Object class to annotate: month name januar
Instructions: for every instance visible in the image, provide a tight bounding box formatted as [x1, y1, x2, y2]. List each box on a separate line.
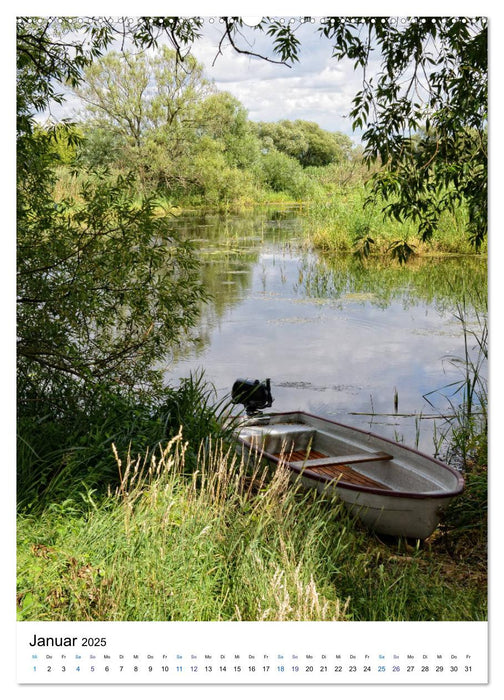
[29, 635, 77, 647]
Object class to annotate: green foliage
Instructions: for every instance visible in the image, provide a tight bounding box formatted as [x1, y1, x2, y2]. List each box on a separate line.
[189, 148, 259, 206]
[317, 17, 487, 249]
[76, 46, 212, 145]
[75, 52, 267, 203]
[198, 92, 261, 170]
[387, 239, 417, 265]
[255, 119, 353, 167]
[74, 47, 214, 193]
[304, 186, 482, 258]
[17, 372, 230, 512]
[17, 433, 486, 621]
[17, 17, 107, 125]
[352, 223, 375, 260]
[18, 161, 206, 410]
[77, 126, 125, 170]
[258, 150, 318, 199]
[17, 18, 208, 466]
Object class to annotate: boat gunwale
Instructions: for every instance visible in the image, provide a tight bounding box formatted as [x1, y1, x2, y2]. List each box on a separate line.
[237, 410, 465, 500]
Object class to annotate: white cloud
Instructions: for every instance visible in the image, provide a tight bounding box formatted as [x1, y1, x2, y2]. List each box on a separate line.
[190, 21, 365, 136]
[37, 18, 367, 138]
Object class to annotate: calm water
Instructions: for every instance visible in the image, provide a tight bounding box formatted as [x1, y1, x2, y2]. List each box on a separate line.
[165, 208, 487, 456]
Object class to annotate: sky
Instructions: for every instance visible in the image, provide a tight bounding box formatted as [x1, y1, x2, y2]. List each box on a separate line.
[34, 15, 369, 141]
[30, 12, 488, 144]
[12, 1, 499, 142]
[186, 18, 365, 136]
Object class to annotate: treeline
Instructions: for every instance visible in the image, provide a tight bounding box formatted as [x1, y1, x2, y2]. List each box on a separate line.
[50, 46, 360, 206]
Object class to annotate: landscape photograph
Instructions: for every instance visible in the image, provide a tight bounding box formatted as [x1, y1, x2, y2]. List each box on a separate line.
[16, 16, 487, 624]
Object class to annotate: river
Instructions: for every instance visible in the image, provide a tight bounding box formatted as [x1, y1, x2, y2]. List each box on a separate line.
[164, 207, 487, 457]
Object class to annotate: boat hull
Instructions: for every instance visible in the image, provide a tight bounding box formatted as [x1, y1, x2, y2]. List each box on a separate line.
[235, 411, 464, 539]
[299, 472, 454, 538]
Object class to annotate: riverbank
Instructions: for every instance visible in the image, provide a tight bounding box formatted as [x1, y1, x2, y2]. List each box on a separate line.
[17, 345, 487, 623]
[17, 206, 487, 622]
[54, 161, 486, 260]
[302, 190, 487, 259]
[17, 425, 486, 622]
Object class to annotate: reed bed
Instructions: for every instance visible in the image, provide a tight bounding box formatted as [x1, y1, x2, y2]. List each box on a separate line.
[303, 190, 484, 258]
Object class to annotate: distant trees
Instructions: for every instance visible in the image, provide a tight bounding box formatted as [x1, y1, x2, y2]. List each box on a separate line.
[73, 50, 352, 203]
[254, 120, 353, 167]
[252, 120, 355, 198]
[74, 47, 213, 190]
[17, 14, 486, 423]
[214, 16, 487, 250]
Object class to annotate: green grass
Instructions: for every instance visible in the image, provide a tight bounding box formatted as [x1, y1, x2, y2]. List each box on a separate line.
[16, 242, 487, 623]
[53, 161, 485, 259]
[303, 188, 485, 258]
[16, 315, 488, 623]
[17, 427, 486, 622]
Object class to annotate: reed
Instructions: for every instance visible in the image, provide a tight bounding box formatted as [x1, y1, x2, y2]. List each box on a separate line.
[424, 293, 488, 545]
[303, 189, 484, 258]
[16, 370, 231, 513]
[18, 433, 349, 621]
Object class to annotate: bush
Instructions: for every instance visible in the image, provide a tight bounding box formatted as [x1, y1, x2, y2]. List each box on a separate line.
[17, 372, 230, 513]
[258, 150, 319, 200]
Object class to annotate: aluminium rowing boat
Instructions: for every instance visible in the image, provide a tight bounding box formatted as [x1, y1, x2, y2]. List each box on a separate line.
[234, 410, 464, 539]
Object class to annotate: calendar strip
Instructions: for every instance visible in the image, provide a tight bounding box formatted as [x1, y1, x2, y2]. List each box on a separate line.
[18, 620, 488, 684]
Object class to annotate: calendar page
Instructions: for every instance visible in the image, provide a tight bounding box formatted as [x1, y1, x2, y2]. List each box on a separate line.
[15, 6, 490, 691]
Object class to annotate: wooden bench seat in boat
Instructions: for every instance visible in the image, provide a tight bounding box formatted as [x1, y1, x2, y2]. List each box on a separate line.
[289, 451, 393, 468]
[306, 463, 392, 490]
[273, 449, 393, 490]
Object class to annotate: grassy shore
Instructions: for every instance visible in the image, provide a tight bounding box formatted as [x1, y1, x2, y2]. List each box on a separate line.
[302, 188, 486, 258]
[16, 209, 487, 621]
[17, 418, 487, 622]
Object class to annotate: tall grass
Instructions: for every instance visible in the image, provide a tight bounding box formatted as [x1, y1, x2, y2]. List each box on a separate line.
[425, 294, 488, 544]
[17, 426, 486, 622]
[304, 188, 484, 257]
[17, 371, 231, 513]
[18, 432, 351, 621]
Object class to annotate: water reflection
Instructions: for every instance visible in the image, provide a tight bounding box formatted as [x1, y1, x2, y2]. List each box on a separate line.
[298, 252, 487, 313]
[166, 208, 487, 456]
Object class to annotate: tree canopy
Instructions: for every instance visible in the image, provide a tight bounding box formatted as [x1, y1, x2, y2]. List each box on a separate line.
[254, 120, 353, 167]
[317, 17, 487, 252]
[18, 15, 487, 246]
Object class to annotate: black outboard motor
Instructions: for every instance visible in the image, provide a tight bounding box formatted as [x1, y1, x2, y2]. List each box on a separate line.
[231, 378, 273, 416]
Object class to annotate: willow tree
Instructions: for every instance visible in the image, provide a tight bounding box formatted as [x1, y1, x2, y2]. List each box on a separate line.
[216, 16, 487, 258]
[317, 17, 487, 258]
[17, 18, 207, 420]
